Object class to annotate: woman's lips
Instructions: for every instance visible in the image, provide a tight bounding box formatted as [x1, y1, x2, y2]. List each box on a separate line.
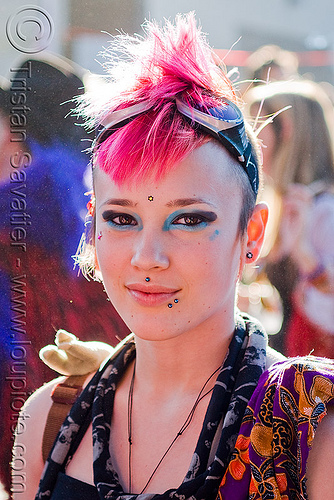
[126, 284, 180, 306]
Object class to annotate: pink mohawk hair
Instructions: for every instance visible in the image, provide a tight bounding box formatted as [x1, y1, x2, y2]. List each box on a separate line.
[79, 13, 238, 184]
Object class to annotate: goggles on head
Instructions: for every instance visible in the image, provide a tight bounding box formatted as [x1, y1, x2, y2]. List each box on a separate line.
[94, 96, 259, 195]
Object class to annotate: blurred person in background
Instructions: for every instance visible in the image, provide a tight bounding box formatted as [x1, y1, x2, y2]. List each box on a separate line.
[246, 44, 300, 84]
[245, 80, 334, 357]
[0, 54, 129, 494]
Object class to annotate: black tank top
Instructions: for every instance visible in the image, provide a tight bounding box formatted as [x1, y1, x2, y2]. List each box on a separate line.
[51, 472, 99, 499]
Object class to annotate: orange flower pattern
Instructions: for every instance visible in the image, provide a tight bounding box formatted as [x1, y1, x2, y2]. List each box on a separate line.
[219, 357, 334, 499]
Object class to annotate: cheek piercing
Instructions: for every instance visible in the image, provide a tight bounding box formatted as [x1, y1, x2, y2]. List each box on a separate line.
[246, 251, 253, 259]
[148, 195, 154, 202]
[145, 277, 150, 282]
[168, 299, 179, 308]
[97, 231, 102, 240]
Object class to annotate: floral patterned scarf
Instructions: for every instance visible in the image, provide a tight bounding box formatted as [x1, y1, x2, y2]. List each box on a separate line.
[219, 355, 334, 499]
[36, 313, 267, 500]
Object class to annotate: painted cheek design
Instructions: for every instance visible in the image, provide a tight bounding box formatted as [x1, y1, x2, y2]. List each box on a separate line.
[209, 229, 220, 241]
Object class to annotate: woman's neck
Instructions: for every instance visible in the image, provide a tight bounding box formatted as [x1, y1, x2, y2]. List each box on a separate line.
[133, 311, 235, 397]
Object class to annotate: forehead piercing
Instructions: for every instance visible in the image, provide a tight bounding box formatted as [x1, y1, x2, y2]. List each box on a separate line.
[168, 303, 173, 308]
[148, 195, 154, 202]
[145, 277, 150, 282]
[97, 231, 102, 240]
[246, 251, 253, 259]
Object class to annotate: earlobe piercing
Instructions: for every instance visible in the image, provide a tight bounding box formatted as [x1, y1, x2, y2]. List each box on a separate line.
[246, 251, 253, 259]
[97, 231, 102, 240]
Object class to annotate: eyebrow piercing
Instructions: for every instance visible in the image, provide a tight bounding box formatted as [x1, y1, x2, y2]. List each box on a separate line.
[145, 277, 151, 282]
[148, 195, 154, 202]
[246, 251, 253, 259]
[97, 231, 103, 240]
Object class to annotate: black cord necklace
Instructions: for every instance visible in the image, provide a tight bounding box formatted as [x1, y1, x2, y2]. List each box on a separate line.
[127, 359, 221, 494]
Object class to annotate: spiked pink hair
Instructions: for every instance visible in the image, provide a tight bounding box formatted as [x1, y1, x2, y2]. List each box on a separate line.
[79, 13, 240, 184]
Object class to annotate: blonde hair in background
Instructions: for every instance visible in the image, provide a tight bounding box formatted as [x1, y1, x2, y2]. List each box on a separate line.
[246, 79, 334, 195]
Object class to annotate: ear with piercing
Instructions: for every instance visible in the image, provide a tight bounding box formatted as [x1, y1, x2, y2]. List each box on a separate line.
[246, 251, 253, 259]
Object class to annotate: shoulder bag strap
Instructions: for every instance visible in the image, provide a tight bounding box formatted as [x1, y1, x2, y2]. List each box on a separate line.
[42, 374, 90, 462]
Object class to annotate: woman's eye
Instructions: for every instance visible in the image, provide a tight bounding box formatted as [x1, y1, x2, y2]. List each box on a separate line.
[114, 215, 137, 225]
[102, 211, 137, 226]
[173, 214, 206, 226]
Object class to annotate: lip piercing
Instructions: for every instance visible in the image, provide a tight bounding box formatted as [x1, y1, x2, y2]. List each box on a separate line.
[145, 277, 150, 282]
[148, 195, 154, 202]
[97, 231, 102, 240]
[168, 299, 179, 308]
[246, 251, 253, 259]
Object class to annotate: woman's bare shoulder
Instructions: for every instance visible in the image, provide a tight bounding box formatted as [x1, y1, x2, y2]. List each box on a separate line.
[13, 373, 94, 499]
[12, 376, 66, 499]
[26, 375, 66, 410]
[306, 406, 334, 499]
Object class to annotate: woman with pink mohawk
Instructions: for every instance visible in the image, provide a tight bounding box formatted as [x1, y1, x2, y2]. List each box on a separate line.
[15, 13, 334, 500]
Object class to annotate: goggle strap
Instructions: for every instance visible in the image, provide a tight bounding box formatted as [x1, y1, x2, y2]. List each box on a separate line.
[175, 98, 242, 132]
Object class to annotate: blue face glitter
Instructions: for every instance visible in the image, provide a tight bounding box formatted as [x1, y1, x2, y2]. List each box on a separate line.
[209, 229, 220, 241]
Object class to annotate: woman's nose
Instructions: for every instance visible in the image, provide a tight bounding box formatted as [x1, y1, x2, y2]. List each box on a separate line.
[130, 231, 169, 271]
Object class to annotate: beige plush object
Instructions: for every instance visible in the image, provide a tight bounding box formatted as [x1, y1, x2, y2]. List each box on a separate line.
[39, 330, 115, 375]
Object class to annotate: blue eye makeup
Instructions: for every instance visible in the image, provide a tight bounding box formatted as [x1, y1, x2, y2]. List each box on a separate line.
[101, 210, 142, 230]
[163, 210, 217, 231]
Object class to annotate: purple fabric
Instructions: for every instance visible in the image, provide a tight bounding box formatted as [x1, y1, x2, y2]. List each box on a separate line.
[219, 356, 334, 499]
